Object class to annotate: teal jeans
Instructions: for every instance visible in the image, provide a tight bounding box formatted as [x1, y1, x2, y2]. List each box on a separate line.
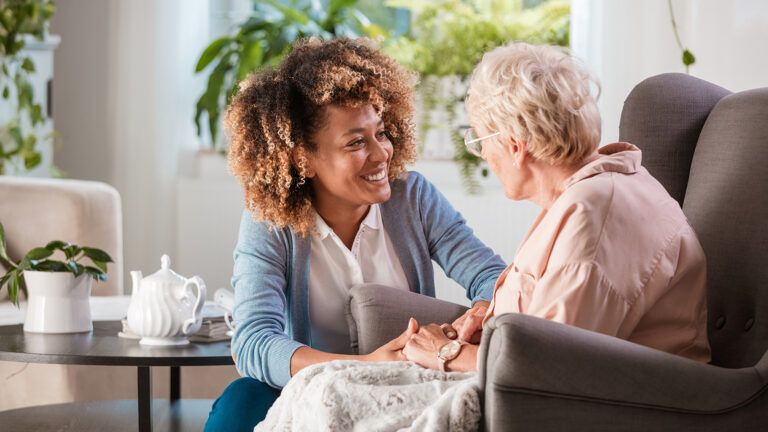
[204, 377, 281, 432]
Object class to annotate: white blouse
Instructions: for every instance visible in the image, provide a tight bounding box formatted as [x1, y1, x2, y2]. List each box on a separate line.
[308, 204, 409, 354]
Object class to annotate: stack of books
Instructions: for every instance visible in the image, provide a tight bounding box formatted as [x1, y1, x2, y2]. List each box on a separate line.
[189, 316, 232, 343]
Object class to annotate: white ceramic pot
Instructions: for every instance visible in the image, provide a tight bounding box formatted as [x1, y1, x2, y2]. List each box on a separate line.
[23, 271, 93, 333]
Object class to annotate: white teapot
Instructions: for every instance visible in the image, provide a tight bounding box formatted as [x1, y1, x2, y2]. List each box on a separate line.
[127, 255, 207, 346]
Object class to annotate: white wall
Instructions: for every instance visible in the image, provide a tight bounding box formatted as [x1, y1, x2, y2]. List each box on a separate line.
[52, 0, 210, 290]
[572, 0, 768, 144]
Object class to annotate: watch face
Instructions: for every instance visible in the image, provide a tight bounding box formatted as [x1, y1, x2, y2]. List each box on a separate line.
[439, 340, 461, 359]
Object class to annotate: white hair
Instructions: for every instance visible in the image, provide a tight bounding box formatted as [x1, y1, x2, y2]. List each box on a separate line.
[466, 42, 601, 165]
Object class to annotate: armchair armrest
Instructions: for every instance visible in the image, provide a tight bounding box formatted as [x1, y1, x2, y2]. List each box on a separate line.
[479, 313, 768, 428]
[347, 284, 468, 355]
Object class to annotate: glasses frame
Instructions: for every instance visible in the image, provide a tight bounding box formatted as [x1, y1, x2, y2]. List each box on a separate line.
[464, 128, 501, 157]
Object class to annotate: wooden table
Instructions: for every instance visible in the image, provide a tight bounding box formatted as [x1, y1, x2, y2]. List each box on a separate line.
[0, 321, 234, 432]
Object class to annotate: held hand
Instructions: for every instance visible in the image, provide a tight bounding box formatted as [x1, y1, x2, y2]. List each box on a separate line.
[402, 324, 452, 370]
[442, 301, 489, 344]
[365, 318, 419, 362]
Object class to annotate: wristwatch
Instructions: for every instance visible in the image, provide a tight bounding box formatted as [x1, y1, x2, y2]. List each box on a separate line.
[437, 340, 465, 372]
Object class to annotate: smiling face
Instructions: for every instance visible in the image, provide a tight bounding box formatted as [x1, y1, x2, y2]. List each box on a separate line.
[305, 104, 394, 215]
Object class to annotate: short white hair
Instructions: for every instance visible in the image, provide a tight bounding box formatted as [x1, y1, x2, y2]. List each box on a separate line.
[466, 42, 601, 165]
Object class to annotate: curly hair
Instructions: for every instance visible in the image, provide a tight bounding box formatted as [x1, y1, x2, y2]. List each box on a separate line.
[226, 37, 417, 236]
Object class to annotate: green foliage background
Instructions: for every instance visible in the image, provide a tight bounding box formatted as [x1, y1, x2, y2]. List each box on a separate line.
[383, 0, 570, 192]
[0, 0, 56, 175]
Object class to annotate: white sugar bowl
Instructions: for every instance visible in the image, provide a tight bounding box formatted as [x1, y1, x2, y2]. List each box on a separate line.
[126, 255, 206, 346]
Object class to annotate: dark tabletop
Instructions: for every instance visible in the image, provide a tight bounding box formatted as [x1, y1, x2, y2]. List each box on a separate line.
[0, 321, 235, 367]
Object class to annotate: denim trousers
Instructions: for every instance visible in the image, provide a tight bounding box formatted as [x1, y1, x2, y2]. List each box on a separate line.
[204, 377, 281, 432]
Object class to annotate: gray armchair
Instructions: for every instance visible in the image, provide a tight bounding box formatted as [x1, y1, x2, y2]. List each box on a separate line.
[347, 73, 768, 430]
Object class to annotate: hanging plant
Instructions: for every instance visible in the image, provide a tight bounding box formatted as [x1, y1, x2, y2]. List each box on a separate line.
[0, 0, 56, 175]
[667, 0, 695, 73]
[384, 0, 570, 193]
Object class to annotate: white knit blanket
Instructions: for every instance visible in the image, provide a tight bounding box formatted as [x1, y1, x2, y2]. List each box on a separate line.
[255, 360, 480, 432]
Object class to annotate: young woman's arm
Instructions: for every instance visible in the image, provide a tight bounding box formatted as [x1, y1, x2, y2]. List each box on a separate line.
[290, 319, 418, 376]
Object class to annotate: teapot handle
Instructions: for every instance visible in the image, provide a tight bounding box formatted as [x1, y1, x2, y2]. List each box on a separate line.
[182, 276, 207, 336]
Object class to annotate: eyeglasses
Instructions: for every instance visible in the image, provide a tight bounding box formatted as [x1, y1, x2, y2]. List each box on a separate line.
[464, 128, 501, 157]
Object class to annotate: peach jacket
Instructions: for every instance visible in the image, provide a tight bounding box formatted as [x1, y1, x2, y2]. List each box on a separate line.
[484, 143, 711, 362]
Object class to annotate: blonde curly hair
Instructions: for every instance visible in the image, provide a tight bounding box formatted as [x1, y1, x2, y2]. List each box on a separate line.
[226, 38, 417, 236]
[466, 42, 601, 166]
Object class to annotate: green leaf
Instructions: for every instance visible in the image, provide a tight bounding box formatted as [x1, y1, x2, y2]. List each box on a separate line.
[63, 245, 82, 260]
[195, 54, 232, 145]
[81, 247, 113, 263]
[25, 247, 53, 261]
[8, 271, 20, 306]
[91, 260, 108, 273]
[45, 240, 69, 251]
[21, 57, 35, 73]
[0, 272, 11, 292]
[0, 222, 9, 263]
[32, 260, 68, 272]
[682, 49, 696, 67]
[236, 39, 264, 81]
[23, 151, 41, 170]
[84, 266, 108, 282]
[195, 37, 232, 73]
[2, 86, 8, 99]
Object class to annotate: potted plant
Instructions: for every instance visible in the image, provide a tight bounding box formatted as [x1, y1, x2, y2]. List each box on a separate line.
[194, 0, 386, 152]
[0, 0, 57, 175]
[383, 0, 570, 192]
[0, 222, 113, 333]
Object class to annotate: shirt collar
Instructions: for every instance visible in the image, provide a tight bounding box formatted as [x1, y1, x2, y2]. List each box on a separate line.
[564, 142, 642, 189]
[313, 204, 381, 240]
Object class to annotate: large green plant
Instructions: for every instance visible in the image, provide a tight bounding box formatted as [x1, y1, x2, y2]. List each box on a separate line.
[0, 222, 113, 307]
[194, 0, 386, 151]
[384, 0, 570, 192]
[0, 0, 56, 175]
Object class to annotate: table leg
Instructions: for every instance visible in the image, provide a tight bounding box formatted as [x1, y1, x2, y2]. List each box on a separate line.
[170, 366, 181, 402]
[138, 366, 152, 432]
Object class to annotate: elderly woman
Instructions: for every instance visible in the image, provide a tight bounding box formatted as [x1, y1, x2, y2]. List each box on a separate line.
[203, 38, 506, 432]
[402, 42, 711, 372]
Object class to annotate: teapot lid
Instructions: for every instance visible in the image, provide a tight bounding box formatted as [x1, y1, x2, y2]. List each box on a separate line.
[143, 254, 186, 285]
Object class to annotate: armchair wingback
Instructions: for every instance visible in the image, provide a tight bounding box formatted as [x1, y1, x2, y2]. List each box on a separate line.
[348, 73, 768, 430]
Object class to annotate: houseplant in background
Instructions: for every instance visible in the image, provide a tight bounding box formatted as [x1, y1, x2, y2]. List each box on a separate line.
[0, 222, 113, 333]
[0, 0, 57, 175]
[194, 0, 387, 152]
[383, 0, 570, 192]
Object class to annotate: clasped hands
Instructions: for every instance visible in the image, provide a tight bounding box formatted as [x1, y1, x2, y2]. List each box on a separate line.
[365, 301, 489, 371]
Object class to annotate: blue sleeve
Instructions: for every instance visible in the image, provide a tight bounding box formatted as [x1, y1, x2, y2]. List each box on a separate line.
[413, 173, 507, 303]
[230, 211, 304, 388]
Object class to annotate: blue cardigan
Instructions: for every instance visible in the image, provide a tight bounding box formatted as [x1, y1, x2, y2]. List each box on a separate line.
[231, 171, 506, 388]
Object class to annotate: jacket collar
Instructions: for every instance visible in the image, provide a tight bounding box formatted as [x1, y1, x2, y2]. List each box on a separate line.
[564, 142, 642, 188]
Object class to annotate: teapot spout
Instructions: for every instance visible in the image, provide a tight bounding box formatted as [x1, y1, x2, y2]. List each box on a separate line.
[130, 271, 143, 296]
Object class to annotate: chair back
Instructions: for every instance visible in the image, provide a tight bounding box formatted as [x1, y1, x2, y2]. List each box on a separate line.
[620, 73, 768, 368]
[0, 177, 124, 296]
